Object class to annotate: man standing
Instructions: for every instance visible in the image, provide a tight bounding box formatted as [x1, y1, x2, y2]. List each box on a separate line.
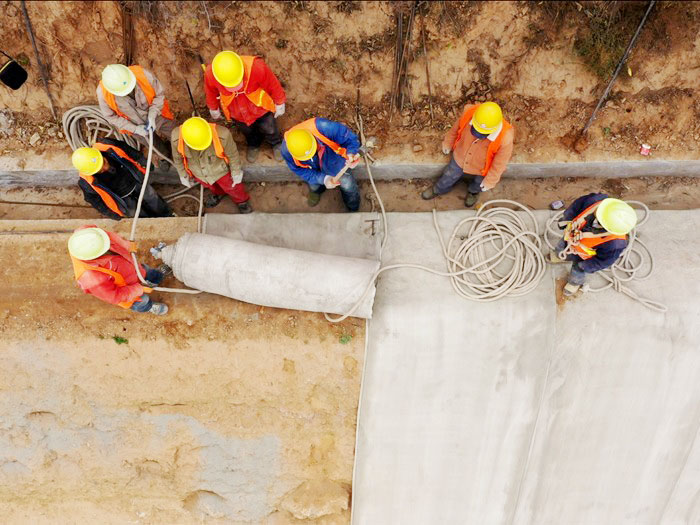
[421, 101, 514, 207]
[68, 225, 170, 315]
[204, 50, 286, 163]
[280, 117, 362, 212]
[550, 193, 637, 296]
[71, 138, 172, 220]
[171, 117, 252, 213]
[96, 64, 175, 162]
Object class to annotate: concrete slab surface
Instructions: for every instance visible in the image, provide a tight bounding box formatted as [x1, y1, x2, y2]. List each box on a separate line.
[352, 210, 700, 525]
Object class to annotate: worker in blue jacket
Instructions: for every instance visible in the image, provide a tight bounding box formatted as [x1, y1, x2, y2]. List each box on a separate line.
[550, 192, 637, 296]
[281, 117, 362, 211]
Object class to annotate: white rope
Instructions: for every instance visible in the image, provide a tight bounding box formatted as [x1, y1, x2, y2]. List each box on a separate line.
[128, 129, 201, 295]
[543, 201, 667, 313]
[325, 115, 546, 322]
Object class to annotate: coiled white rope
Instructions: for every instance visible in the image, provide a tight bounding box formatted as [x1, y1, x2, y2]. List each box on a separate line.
[325, 115, 546, 322]
[543, 202, 667, 313]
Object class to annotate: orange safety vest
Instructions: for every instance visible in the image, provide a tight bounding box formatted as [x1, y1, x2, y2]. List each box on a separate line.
[454, 104, 513, 177]
[99, 65, 174, 133]
[565, 201, 627, 260]
[218, 56, 276, 120]
[176, 123, 229, 179]
[78, 142, 146, 218]
[70, 232, 140, 309]
[285, 118, 348, 169]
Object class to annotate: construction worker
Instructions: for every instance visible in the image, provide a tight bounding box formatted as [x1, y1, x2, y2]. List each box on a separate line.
[171, 117, 252, 213]
[280, 117, 362, 211]
[204, 50, 286, 163]
[549, 193, 637, 296]
[96, 64, 175, 164]
[71, 138, 173, 220]
[68, 225, 170, 315]
[421, 101, 514, 207]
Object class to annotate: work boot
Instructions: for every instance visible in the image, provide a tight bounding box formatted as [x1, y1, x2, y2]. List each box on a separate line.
[237, 201, 253, 214]
[421, 187, 438, 200]
[563, 283, 581, 296]
[159, 159, 171, 172]
[204, 194, 225, 208]
[272, 144, 283, 162]
[149, 302, 169, 315]
[307, 192, 321, 207]
[548, 250, 568, 264]
[465, 192, 480, 208]
[157, 264, 172, 277]
[246, 146, 260, 163]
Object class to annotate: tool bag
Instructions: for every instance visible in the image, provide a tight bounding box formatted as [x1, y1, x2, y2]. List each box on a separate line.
[0, 50, 28, 90]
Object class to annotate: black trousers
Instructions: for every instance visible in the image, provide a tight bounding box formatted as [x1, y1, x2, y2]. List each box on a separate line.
[124, 183, 172, 218]
[234, 112, 282, 148]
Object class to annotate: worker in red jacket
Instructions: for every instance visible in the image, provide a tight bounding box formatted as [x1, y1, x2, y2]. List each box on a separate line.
[204, 50, 286, 163]
[68, 226, 170, 315]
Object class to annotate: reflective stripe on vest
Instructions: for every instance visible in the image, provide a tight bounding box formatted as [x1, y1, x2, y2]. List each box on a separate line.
[285, 118, 348, 169]
[99, 65, 174, 130]
[454, 104, 513, 177]
[218, 56, 276, 120]
[566, 201, 627, 260]
[176, 124, 229, 179]
[70, 256, 135, 309]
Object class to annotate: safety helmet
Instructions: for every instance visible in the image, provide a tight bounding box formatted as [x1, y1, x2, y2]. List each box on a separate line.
[471, 101, 503, 135]
[101, 64, 136, 97]
[72, 147, 104, 175]
[212, 51, 244, 88]
[181, 117, 213, 150]
[285, 129, 317, 161]
[68, 227, 111, 260]
[595, 198, 637, 235]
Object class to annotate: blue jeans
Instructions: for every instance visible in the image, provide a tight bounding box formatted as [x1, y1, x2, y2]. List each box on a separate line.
[309, 172, 361, 212]
[434, 157, 483, 195]
[130, 265, 165, 313]
[555, 238, 587, 286]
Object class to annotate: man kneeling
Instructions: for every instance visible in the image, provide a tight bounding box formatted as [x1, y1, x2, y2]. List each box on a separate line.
[68, 226, 170, 314]
[550, 193, 637, 296]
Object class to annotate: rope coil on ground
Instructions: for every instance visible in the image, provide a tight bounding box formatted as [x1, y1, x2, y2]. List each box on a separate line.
[543, 201, 667, 313]
[325, 114, 547, 322]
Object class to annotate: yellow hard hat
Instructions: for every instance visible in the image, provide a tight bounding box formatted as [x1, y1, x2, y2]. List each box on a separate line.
[101, 64, 136, 97]
[472, 101, 503, 135]
[68, 227, 111, 260]
[72, 147, 104, 175]
[595, 198, 637, 235]
[181, 117, 213, 150]
[285, 129, 317, 161]
[212, 51, 244, 88]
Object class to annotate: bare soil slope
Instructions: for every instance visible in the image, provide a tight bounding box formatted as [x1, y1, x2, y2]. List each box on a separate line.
[1, 1, 699, 171]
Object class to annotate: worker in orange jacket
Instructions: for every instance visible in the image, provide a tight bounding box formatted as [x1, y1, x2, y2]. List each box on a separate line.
[422, 101, 515, 207]
[204, 50, 286, 163]
[68, 226, 170, 314]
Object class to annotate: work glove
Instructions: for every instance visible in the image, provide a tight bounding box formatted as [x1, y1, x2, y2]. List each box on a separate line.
[442, 144, 451, 155]
[231, 169, 244, 185]
[209, 108, 222, 121]
[274, 103, 286, 118]
[480, 180, 494, 192]
[557, 220, 569, 230]
[178, 172, 194, 188]
[323, 175, 340, 189]
[346, 153, 361, 167]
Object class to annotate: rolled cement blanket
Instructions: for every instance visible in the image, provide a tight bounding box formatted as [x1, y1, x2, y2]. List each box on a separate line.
[160, 232, 381, 318]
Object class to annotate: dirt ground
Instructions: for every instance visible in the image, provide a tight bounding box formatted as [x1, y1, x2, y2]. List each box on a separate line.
[2, 1, 700, 172]
[2, 176, 700, 221]
[0, 217, 363, 524]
